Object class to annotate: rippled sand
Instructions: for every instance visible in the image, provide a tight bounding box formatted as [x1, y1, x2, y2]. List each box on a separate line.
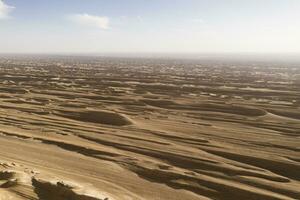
[0, 57, 299, 200]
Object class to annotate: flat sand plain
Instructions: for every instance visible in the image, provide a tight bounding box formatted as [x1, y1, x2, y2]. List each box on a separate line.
[0, 56, 299, 200]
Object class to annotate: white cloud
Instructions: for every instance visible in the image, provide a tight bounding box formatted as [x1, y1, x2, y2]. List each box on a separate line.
[191, 18, 205, 24]
[137, 16, 143, 22]
[69, 14, 109, 29]
[0, 0, 14, 19]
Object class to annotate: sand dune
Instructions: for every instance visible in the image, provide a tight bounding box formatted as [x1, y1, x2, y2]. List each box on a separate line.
[0, 162, 110, 200]
[0, 57, 299, 200]
[55, 110, 133, 126]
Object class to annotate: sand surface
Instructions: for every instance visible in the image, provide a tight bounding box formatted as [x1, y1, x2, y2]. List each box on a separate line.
[0, 57, 299, 200]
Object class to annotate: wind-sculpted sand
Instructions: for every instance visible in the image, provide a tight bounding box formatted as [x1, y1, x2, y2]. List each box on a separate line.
[0, 56, 299, 200]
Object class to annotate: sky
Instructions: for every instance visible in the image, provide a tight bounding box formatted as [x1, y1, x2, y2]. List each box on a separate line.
[0, 0, 299, 54]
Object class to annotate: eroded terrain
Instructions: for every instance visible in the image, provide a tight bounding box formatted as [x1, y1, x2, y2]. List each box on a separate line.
[0, 56, 299, 200]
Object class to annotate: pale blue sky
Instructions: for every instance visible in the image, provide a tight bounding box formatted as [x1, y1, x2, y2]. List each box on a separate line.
[0, 0, 299, 54]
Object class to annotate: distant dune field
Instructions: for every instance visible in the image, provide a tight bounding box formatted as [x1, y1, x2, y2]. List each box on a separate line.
[0, 57, 299, 200]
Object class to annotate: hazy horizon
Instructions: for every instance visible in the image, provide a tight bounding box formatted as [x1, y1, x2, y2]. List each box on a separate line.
[1, 52, 300, 62]
[0, 0, 300, 54]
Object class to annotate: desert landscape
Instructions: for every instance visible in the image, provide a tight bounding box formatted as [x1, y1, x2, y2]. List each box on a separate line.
[0, 55, 299, 200]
